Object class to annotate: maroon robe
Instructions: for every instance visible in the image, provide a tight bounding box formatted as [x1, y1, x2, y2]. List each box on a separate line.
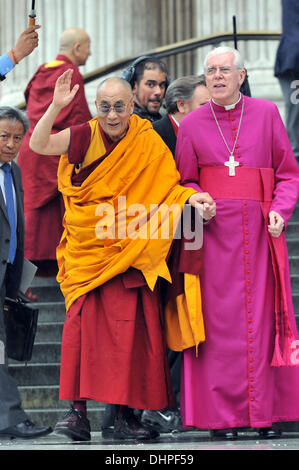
[58, 123, 173, 410]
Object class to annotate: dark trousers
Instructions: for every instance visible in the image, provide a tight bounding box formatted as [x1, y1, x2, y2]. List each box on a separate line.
[0, 270, 26, 430]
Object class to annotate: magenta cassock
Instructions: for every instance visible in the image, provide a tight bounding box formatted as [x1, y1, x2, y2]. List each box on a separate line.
[175, 95, 299, 429]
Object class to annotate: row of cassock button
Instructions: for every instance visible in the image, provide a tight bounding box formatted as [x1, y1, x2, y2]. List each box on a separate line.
[230, 110, 243, 166]
[230, 110, 256, 403]
[243, 200, 256, 404]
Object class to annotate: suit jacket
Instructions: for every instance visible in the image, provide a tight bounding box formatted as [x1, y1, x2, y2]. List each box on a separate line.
[275, 0, 299, 77]
[0, 161, 24, 298]
[153, 114, 177, 157]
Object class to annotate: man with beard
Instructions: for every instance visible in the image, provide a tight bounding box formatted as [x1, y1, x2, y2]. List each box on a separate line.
[122, 56, 169, 122]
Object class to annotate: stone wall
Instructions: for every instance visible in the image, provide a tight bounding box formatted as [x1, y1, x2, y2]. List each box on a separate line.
[193, 0, 284, 114]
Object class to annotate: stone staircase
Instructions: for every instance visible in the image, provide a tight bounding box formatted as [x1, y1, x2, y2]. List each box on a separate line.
[8, 276, 105, 431]
[7, 203, 299, 432]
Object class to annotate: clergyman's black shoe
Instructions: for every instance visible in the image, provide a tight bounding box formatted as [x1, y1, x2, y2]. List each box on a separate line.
[114, 413, 159, 441]
[210, 428, 238, 440]
[0, 420, 52, 439]
[54, 406, 91, 441]
[258, 424, 281, 439]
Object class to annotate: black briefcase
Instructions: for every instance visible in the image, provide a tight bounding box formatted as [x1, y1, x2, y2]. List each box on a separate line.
[3, 297, 39, 362]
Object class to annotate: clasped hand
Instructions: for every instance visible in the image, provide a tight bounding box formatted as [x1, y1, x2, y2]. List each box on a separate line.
[188, 192, 216, 221]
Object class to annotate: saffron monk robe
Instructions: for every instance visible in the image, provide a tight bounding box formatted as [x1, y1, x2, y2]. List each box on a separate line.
[17, 28, 92, 276]
[29, 69, 215, 441]
[176, 46, 299, 441]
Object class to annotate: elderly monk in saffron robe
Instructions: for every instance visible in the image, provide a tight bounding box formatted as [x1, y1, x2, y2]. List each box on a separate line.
[29, 70, 214, 442]
[175, 46, 299, 441]
[17, 28, 92, 276]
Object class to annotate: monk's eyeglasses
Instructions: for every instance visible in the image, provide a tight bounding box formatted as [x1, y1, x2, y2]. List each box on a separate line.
[97, 103, 127, 115]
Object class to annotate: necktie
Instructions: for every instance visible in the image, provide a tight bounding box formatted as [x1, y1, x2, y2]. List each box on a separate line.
[1, 163, 16, 263]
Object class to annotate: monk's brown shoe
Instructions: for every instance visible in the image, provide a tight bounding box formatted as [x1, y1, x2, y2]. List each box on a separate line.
[54, 406, 91, 441]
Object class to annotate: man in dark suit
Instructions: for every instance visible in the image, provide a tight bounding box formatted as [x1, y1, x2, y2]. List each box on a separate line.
[153, 74, 210, 156]
[141, 75, 210, 433]
[0, 106, 52, 438]
[275, 0, 299, 162]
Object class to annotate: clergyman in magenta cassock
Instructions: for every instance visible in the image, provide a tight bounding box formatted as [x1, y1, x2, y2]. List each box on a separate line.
[175, 47, 299, 435]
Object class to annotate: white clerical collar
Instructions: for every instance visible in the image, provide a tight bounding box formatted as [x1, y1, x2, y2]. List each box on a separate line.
[170, 114, 180, 127]
[212, 93, 242, 111]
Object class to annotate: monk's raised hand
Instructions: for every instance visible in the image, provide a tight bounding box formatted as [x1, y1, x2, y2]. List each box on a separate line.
[53, 69, 79, 109]
[268, 210, 284, 237]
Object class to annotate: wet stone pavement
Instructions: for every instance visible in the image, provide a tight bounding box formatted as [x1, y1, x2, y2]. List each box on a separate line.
[1, 429, 299, 454]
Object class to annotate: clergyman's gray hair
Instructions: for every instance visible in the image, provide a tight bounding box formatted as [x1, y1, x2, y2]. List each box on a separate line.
[203, 46, 245, 71]
[0, 106, 30, 135]
[165, 74, 207, 114]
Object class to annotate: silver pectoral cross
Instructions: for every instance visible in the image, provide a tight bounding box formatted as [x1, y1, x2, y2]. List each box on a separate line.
[224, 154, 239, 176]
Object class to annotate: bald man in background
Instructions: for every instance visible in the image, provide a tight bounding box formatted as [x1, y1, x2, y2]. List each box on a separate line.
[17, 28, 92, 278]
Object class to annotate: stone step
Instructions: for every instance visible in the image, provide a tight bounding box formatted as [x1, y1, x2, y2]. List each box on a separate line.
[286, 239, 299, 256]
[9, 363, 60, 386]
[31, 276, 60, 287]
[35, 322, 64, 342]
[22, 408, 299, 433]
[286, 222, 299, 239]
[30, 285, 64, 302]
[10, 342, 62, 364]
[292, 206, 299, 219]
[292, 294, 299, 312]
[25, 407, 105, 431]
[289, 256, 299, 272]
[33, 302, 66, 323]
[291, 275, 299, 293]
[17, 260, 299, 433]
[18, 385, 103, 410]
[19, 385, 65, 409]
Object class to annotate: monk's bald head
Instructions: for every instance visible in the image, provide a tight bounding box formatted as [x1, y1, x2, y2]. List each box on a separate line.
[59, 28, 91, 66]
[96, 77, 133, 101]
[95, 77, 135, 142]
